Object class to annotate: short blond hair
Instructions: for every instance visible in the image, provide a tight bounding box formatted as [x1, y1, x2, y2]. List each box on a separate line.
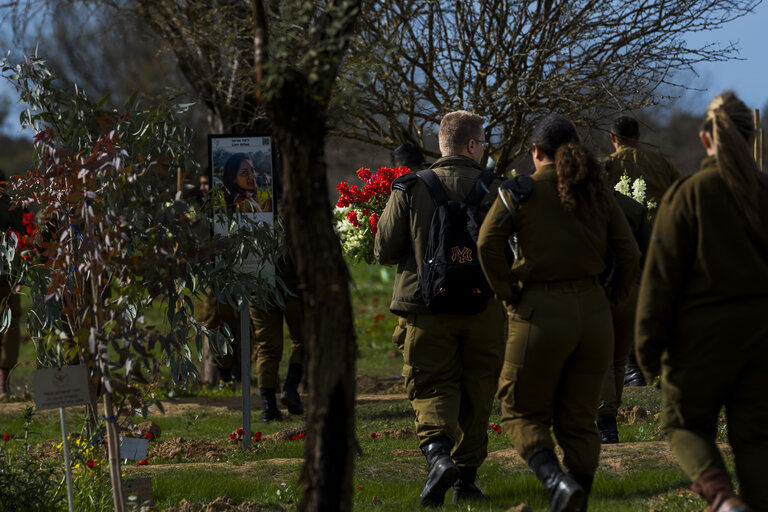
[439, 110, 484, 156]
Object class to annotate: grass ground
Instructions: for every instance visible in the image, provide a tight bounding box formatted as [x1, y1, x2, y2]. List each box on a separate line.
[0, 262, 727, 511]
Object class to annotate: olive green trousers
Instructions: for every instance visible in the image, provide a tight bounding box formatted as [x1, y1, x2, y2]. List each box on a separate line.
[499, 281, 612, 474]
[392, 316, 407, 351]
[598, 283, 639, 415]
[661, 302, 768, 509]
[0, 283, 21, 369]
[252, 296, 304, 390]
[403, 300, 505, 467]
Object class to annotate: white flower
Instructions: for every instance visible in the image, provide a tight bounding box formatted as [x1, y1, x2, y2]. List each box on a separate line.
[632, 177, 646, 204]
[614, 172, 632, 197]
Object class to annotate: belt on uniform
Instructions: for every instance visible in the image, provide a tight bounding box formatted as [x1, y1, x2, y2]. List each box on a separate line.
[523, 276, 601, 293]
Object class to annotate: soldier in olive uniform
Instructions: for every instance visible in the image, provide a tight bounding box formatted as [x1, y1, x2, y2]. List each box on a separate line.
[478, 115, 639, 511]
[389, 142, 428, 352]
[636, 92, 768, 512]
[252, 255, 304, 421]
[375, 111, 506, 506]
[596, 192, 650, 444]
[604, 116, 680, 388]
[0, 170, 23, 400]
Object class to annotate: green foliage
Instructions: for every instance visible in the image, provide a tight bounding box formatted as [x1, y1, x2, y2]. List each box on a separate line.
[0, 406, 66, 511]
[0, 53, 284, 410]
[0, 406, 116, 512]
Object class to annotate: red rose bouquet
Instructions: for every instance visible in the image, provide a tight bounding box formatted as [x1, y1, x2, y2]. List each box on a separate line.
[334, 166, 412, 263]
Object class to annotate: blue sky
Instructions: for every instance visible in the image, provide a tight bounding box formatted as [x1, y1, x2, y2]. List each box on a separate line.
[2, 3, 767, 136]
[680, 2, 768, 113]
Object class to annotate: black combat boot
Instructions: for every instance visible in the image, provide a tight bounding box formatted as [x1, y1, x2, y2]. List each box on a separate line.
[571, 473, 593, 512]
[419, 436, 460, 507]
[624, 354, 647, 387]
[260, 388, 283, 422]
[596, 414, 619, 444]
[452, 466, 489, 503]
[280, 363, 304, 415]
[527, 448, 586, 512]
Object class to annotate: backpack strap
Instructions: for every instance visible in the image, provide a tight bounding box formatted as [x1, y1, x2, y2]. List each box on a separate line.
[416, 169, 451, 205]
[464, 170, 496, 205]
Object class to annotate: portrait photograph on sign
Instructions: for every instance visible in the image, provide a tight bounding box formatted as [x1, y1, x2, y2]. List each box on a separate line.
[209, 135, 275, 221]
[208, 134, 277, 277]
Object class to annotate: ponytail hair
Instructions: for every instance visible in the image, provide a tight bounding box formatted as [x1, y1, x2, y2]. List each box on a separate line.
[555, 143, 610, 216]
[703, 91, 763, 231]
[530, 115, 610, 216]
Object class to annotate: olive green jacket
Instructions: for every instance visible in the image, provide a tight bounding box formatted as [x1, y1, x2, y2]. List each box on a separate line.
[477, 164, 639, 305]
[374, 155, 501, 315]
[604, 140, 680, 207]
[635, 156, 768, 379]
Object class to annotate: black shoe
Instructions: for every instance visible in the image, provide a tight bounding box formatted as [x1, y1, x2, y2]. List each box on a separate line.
[528, 449, 586, 512]
[281, 363, 304, 415]
[260, 388, 283, 422]
[624, 355, 647, 387]
[452, 466, 489, 503]
[597, 414, 619, 444]
[419, 437, 459, 507]
[280, 389, 304, 415]
[570, 473, 593, 512]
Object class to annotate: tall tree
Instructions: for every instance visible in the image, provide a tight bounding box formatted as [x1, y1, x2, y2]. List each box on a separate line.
[337, 0, 763, 170]
[251, 2, 360, 509]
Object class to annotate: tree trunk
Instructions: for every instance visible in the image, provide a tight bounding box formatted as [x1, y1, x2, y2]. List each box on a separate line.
[267, 78, 357, 512]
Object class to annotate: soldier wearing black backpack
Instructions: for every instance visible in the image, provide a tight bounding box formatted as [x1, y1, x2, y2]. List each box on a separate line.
[375, 111, 506, 507]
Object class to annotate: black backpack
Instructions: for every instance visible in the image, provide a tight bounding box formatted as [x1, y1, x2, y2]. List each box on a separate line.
[417, 168, 495, 315]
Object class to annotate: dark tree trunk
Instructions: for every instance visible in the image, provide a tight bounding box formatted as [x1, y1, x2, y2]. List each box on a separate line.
[266, 73, 357, 512]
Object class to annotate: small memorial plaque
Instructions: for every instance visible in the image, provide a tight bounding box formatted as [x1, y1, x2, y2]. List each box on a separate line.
[33, 366, 90, 411]
[119, 437, 149, 461]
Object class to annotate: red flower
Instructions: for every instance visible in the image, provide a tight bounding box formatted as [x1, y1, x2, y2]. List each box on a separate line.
[2, 434, 9, 441]
[86, 459, 95, 468]
[358, 485, 365, 490]
[236, 428, 244, 436]
[369, 212, 379, 236]
[356, 167, 372, 181]
[136, 459, 148, 466]
[370, 432, 378, 440]
[491, 424, 502, 434]
[346, 209, 360, 227]
[298, 432, 305, 439]
[253, 431, 262, 442]
[144, 432, 153, 439]
[291, 435, 298, 440]
[230, 432, 237, 440]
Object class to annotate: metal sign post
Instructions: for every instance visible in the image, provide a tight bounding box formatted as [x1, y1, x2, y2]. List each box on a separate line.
[34, 366, 91, 512]
[241, 301, 251, 450]
[59, 408, 75, 512]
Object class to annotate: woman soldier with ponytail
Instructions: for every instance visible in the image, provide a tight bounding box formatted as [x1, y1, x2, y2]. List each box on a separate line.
[636, 92, 768, 512]
[478, 115, 639, 511]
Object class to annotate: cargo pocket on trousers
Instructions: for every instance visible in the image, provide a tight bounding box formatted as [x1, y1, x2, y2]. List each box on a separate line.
[402, 364, 417, 401]
[505, 302, 534, 367]
[497, 364, 519, 407]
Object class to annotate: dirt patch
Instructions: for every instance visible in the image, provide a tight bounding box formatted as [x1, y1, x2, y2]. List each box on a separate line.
[149, 438, 235, 462]
[487, 441, 718, 474]
[127, 458, 303, 478]
[264, 427, 305, 441]
[376, 426, 415, 439]
[162, 496, 278, 511]
[618, 405, 651, 424]
[356, 375, 405, 394]
[390, 449, 421, 457]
